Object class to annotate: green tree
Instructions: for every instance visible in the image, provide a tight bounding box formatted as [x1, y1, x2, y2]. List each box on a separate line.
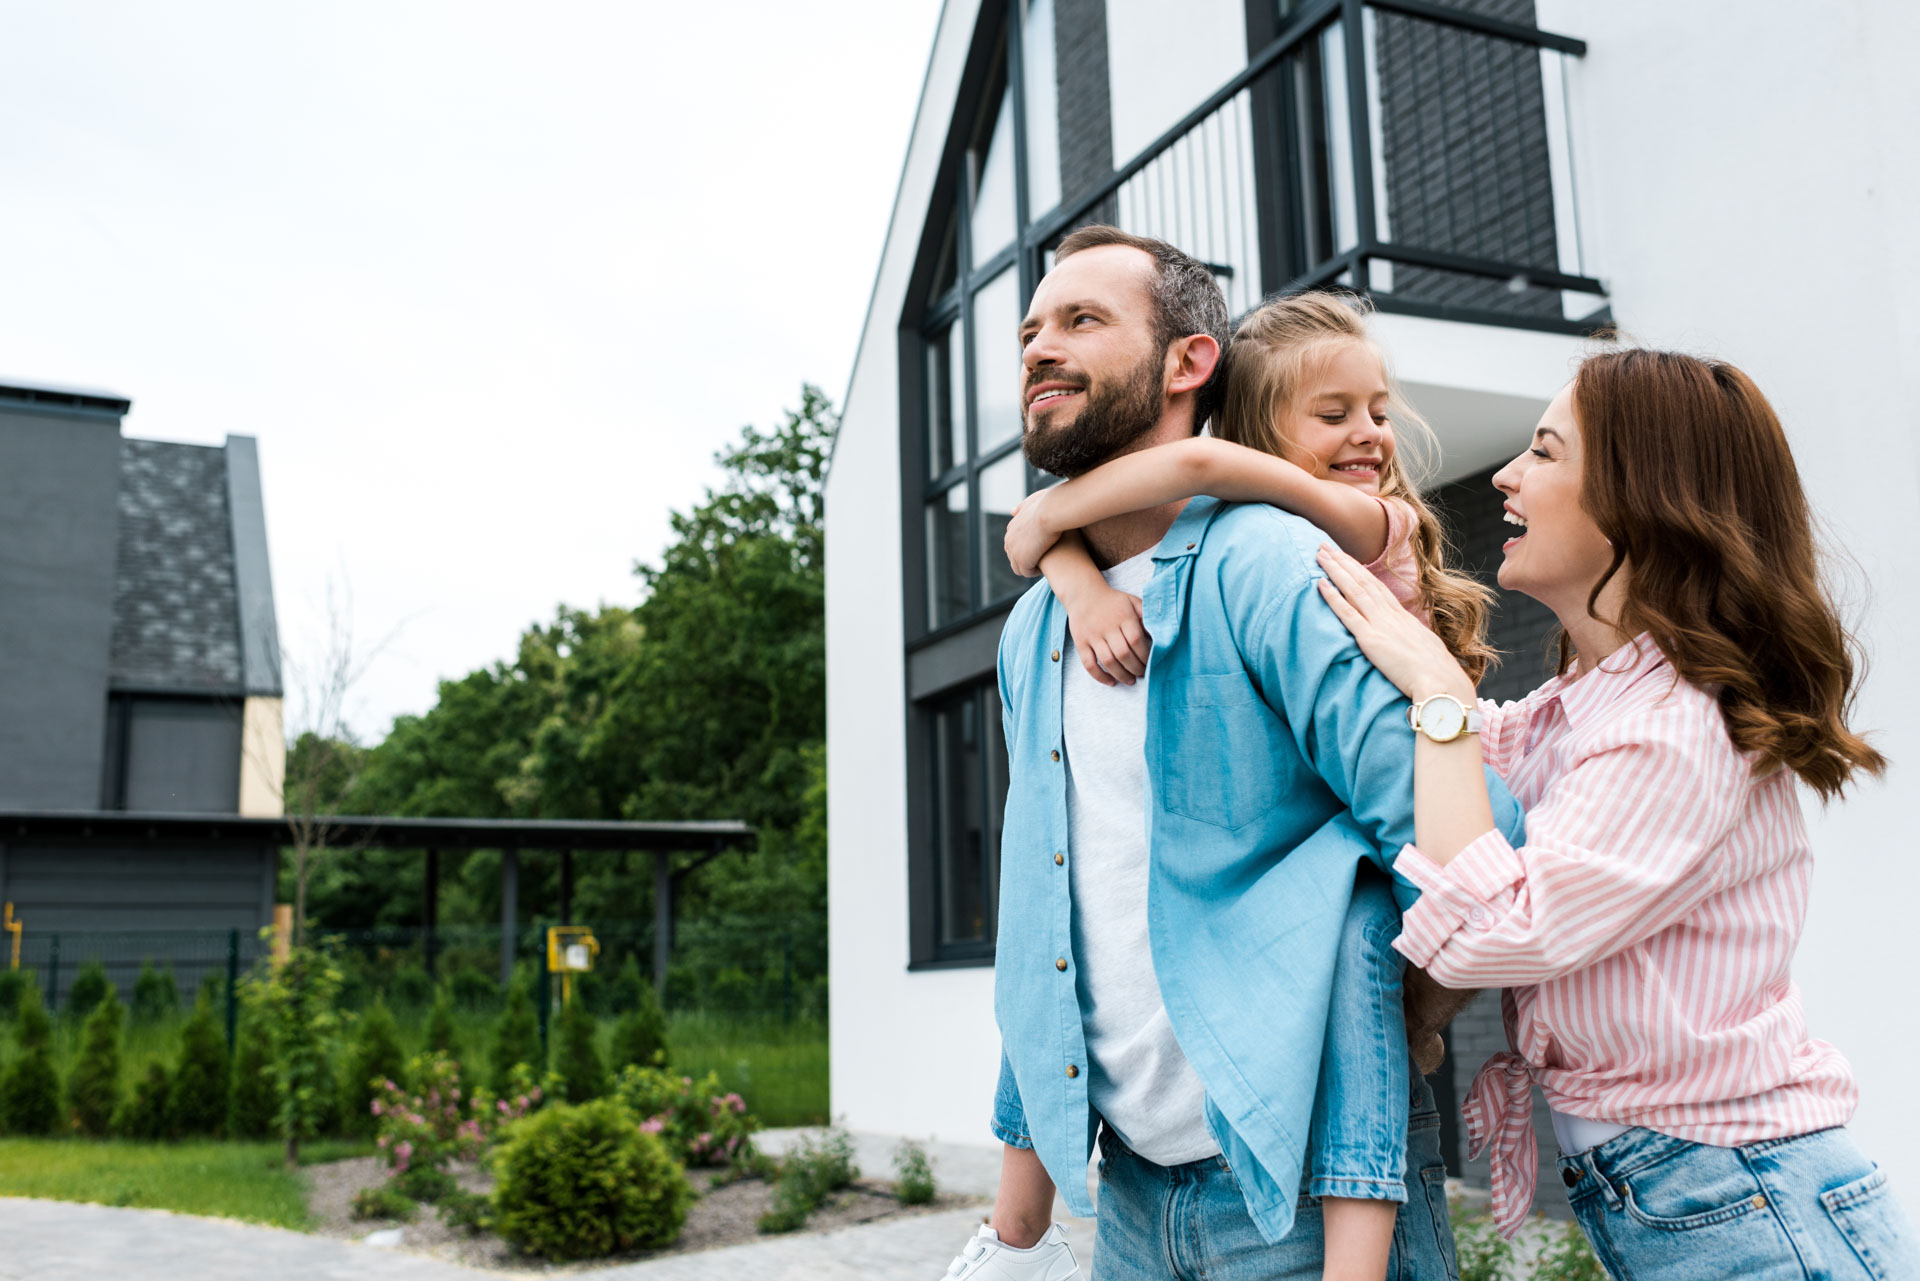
[131, 961, 180, 1023]
[227, 1006, 277, 1139]
[492, 968, 541, 1094]
[425, 985, 460, 1061]
[168, 996, 230, 1137]
[0, 986, 61, 1134]
[608, 958, 669, 1070]
[116, 1063, 172, 1139]
[0, 968, 30, 1021]
[67, 989, 125, 1136]
[65, 961, 110, 1019]
[338, 999, 407, 1138]
[258, 948, 342, 1165]
[551, 997, 605, 1103]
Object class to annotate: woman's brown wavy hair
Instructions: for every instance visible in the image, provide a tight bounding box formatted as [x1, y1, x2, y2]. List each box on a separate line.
[1569, 348, 1885, 799]
[1217, 291, 1496, 681]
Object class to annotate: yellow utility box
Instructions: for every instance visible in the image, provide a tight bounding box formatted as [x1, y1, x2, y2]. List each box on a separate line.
[546, 925, 599, 1005]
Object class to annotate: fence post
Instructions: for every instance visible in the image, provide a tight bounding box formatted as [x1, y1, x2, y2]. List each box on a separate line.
[782, 930, 793, 1026]
[536, 920, 549, 1059]
[46, 933, 59, 1011]
[226, 927, 240, 1051]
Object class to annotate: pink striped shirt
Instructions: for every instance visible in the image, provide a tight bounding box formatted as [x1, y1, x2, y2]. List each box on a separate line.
[1393, 633, 1858, 1236]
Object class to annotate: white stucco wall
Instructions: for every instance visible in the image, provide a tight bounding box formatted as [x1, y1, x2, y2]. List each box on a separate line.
[832, 0, 1920, 1198]
[826, 0, 1005, 1147]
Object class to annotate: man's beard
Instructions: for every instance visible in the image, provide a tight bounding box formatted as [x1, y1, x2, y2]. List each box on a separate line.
[1022, 350, 1166, 478]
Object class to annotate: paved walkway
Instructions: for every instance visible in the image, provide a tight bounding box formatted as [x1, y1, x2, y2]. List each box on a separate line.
[0, 1132, 1101, 1280]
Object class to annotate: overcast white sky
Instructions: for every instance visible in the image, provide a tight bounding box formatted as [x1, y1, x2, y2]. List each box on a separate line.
[0, 1, 942, 742]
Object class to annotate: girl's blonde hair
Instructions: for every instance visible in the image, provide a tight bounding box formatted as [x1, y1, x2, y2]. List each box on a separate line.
[1216, 291, 1496, 682]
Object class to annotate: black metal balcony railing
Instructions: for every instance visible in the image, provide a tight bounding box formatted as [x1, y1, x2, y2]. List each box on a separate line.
[1028, 0, 1608, 335]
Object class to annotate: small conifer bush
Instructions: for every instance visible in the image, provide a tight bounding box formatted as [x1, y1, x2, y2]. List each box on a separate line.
[893, 1138, 936, 1205]
[0, 968, 30, 1021]
[168, 997, 230, 1137]
[425, 986, 460, 1060]
[448, 967, 499, 1012]
[131, 961, 179, 1023]
[350, 1183, 417, 1221]
[0, 986, 61, 1134]
[64, 961, 110, 1019]
[388, 963, 433, 1010]
[552, 997, 605, 1103]
[338, 999, 407, 1137]
[227, 1008, 277, 1139]
[117, 1063, 173, 1139]
[67, 988, 126, 1136]
[491, 969, 541, 1094]
[609, 961, 669, 1070]
[492, 1097, 692, 1260]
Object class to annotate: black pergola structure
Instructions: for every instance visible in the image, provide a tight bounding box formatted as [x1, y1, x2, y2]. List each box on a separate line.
[0, 811, 753, 993]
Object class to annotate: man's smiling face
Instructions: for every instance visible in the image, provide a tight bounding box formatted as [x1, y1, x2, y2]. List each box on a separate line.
[1017, 244, 1168, 478]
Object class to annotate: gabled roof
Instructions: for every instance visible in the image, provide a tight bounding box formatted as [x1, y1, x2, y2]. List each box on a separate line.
[109, 436, 281, 698]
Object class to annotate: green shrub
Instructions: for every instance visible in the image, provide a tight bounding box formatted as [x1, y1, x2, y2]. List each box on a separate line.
[492, 1098, 693, 1260]
[387, 964, 433, 1010]
[350, 1183, 417, 1221]
[491, 970, 541, 1094]
[893, 1138, 935, 1205]
[0, 968, 30, 1020]
[613, 1064, 759, 1167]
[1534, 1223, 1607, 1281]
[608, 962, 668, 1070]
[551, 998, 605, 1103]
[438, 1188, 495, 1235]
[260, 948, 342, 1162]
[393, 1164, 459, 1203]
[448, 967, 499, 1012]
[168, 997, 230, 1137]
[1449, 1204, 1516, 1281]
[227, 1007, 277, 1139]
[0, 986, 61, 1134]
[338, 1000, 406, 1138]
[758, 1127, 857, 1233]
[196, 969, 226, 1010]
[67, 989, 125, 1136]
[425, 986, 460, 1060]
[117, 1063, 173, 1139]
[131, 961, 179, 1023]
[65, 961, 111, 1019]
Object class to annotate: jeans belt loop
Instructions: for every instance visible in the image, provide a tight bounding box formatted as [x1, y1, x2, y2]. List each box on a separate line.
[1590, 1153, 1623, 1210]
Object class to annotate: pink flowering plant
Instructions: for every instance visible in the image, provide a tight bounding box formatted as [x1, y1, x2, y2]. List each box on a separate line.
[372, 1052, 538, 1182]
[612, 1064, 759, 1168]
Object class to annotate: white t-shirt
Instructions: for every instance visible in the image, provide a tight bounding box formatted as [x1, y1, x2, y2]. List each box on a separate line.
[1062, 548, 1220, 1165]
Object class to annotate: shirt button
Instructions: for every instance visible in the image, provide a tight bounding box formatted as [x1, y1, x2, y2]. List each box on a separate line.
[1055, 958, 1068, 971]
[1469, 908, 1488, 925]
[1185, 542, 1196, 550]
[1050, 749, 1060, 762]
[1052, 649, 1061, 662]
[1054, 853, 1065, 866]
[1065, 1065, 1079, 1079]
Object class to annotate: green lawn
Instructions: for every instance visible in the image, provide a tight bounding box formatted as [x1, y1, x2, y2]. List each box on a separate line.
[0, 1139, 370, 1228]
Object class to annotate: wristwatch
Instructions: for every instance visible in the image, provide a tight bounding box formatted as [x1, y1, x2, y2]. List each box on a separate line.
[1405, 693, 1482, 744]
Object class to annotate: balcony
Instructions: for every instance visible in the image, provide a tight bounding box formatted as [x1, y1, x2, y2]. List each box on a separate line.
[1025, 0, 1607, 335]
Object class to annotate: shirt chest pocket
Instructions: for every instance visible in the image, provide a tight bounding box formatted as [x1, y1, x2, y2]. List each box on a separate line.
[1153, 672, 1290, 830]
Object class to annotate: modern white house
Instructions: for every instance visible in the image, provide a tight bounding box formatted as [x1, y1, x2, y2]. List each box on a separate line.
[826, 0, 1920, 1215]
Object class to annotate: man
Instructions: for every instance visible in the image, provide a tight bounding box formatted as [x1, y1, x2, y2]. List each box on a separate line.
[942, 227, 1524, 1281]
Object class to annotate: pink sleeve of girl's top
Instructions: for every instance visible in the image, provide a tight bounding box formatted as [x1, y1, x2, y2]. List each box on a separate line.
[1362, 497, 1423, 618]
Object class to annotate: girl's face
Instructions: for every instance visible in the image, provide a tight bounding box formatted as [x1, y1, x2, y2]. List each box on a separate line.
[1491, 383, 1616, 617]
[1279, 341, 1396, 493]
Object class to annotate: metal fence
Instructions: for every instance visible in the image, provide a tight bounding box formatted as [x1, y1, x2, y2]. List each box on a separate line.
[10, 910, 827, 1049]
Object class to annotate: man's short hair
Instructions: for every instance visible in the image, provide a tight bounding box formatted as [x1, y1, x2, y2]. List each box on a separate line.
[1054, 225, 1231, 429]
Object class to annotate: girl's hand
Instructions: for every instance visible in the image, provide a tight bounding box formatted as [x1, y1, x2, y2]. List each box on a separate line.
[1066, 589, 1151, 687]
[1314, 544, 1473, 703]
[1004, 490, 1062, 578]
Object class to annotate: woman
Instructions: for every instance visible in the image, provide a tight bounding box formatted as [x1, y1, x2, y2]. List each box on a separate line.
[1314, 348, 1915, 1278]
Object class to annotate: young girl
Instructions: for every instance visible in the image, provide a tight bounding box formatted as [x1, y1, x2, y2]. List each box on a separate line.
[1315, 348, 1916, 1277]
[993, 291, 1493, 1281]
[1003, 291, 1492, 700]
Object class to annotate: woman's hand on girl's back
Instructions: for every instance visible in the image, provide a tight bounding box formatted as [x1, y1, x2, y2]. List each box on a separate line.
[1315, 544, 1474, 704]
[1004, 490, 1064, 578]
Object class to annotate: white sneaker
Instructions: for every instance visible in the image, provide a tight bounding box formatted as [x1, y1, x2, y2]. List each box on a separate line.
[944, 1223, 1080, 1280]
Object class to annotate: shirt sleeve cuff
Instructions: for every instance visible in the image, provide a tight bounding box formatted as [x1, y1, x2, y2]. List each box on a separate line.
[1392, 830, 1525, 967]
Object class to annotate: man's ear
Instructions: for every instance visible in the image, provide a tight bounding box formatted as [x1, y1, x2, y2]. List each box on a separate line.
[1164, 334, 1221, 399]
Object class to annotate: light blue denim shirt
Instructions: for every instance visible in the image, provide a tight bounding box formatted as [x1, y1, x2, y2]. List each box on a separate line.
[990, 497, 1525, 1241]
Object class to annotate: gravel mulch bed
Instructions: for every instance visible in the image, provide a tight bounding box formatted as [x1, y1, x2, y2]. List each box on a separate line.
[305, 1155, 983, 1272]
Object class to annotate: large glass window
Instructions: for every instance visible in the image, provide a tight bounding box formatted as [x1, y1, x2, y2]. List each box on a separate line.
[929, 680, 1006, 953]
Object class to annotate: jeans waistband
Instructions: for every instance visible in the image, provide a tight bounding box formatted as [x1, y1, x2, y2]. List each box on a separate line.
[1098, 1122, 1232, 1178]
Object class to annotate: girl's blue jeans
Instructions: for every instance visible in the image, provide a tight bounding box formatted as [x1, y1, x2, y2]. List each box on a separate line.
[1559, 1125, 1917, 1279]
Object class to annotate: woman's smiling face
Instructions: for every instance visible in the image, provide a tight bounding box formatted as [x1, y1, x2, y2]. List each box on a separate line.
[1491, 383, 1617, 619]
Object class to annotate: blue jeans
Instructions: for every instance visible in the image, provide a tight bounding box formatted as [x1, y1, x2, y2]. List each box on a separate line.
[1559, 1126, 1917, 1280]
[1089, 1078, 1456, 1281]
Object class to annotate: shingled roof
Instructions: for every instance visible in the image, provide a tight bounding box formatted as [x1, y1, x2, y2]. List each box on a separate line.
[107, 437, 281, 697]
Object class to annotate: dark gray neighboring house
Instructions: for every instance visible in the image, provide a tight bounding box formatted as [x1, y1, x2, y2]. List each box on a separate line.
[0, 380, 285, 961]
